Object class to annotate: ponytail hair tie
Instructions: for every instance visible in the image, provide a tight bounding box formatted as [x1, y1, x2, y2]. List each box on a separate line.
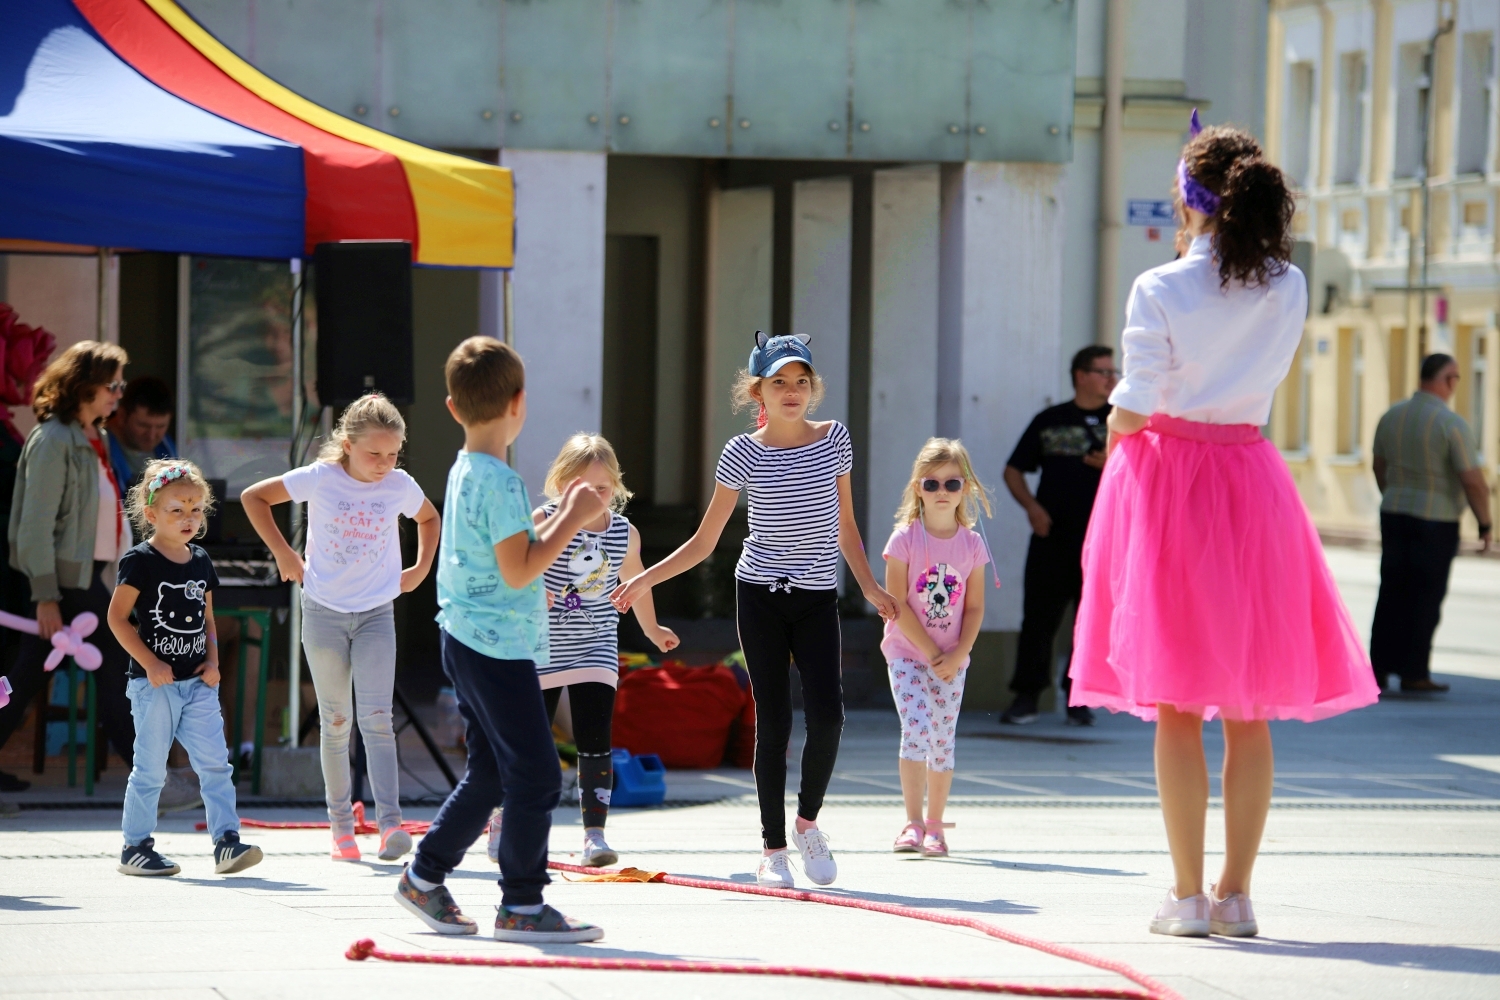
[146, 464, 192, 504]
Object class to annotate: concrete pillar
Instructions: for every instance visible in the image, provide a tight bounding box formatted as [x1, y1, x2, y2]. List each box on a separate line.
[500, 149, 607, 505]
[702, 185, 773, 504]
[866, 165, 941, 565]
[939, 162, 1066, 629]
[791, 177, 852, 428]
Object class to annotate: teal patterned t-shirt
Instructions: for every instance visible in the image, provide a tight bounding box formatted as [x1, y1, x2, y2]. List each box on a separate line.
[435, 451, 548, 662]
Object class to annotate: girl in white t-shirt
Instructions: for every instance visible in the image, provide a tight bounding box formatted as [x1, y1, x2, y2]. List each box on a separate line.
[882, 438, 992, 858]
[242, 394, 440, 863]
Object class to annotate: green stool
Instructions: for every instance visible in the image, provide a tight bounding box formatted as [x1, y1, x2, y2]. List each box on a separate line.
[220, 608, 273, 795]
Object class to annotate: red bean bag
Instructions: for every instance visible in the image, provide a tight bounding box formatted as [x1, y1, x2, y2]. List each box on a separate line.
[612, 663, 747, 769]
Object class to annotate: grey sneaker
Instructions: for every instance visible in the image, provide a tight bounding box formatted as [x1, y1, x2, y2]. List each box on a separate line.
[157, 767, 203, 817]
[394, 869, 477, 935]
[378, 828, 413, 862]
[581, 828, 618, 868]
[1001, 694, 1040, 725]
[494, 903, 603, 943]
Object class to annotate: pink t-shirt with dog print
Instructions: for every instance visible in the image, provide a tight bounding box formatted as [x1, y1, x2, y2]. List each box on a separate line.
[880, 520, 990, 666]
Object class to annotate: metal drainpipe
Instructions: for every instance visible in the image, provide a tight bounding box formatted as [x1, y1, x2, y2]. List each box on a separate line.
[1096, 0, 1127, 347]
[287, 258, 303, 749]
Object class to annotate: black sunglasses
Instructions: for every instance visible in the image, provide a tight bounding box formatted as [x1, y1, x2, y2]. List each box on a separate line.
[921, 478, 964, 493]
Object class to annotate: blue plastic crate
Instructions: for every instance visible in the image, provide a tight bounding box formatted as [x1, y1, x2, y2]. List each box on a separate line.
[610, 747, 666, 807]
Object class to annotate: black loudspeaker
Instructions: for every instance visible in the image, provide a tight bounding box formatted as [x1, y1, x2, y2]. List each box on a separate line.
[314, 241, 414, 407]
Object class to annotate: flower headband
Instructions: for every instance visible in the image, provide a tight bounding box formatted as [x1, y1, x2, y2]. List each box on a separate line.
[146, 464, 193, 504]
[1177, 108, 1222, 217]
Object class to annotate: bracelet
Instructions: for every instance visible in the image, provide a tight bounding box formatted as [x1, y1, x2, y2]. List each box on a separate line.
[1480, 523, 1493, 536]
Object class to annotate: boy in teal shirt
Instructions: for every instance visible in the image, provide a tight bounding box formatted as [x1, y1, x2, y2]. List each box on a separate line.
[393, 337, 608, 942]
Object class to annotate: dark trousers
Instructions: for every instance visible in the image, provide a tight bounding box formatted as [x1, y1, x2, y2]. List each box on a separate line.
[410, 633, 560, 907]
[1370, 512, 1460, 685]
[544, 682, 615, 829]
[1011, 531, 1085, 699]
[0, 561, 134, 766]
[736, 581, 843, 850]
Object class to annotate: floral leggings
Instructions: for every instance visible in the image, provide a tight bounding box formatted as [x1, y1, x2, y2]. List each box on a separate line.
[888, 658, 967, 772]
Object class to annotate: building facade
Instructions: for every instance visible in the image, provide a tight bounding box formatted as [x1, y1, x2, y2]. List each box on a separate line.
[1267, 0, 1500, 536]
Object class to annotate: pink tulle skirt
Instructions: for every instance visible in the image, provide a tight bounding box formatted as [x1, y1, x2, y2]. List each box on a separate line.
[1069, 414, 1379, 722]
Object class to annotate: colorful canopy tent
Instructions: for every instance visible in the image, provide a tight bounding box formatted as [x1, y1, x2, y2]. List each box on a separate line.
[0, 0, 513, 267]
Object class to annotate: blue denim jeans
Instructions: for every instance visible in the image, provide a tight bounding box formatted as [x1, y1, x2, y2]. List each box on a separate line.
[300, 595, 400, 835]
[122, 676, 239, 845]
[409, 633, 560, 907]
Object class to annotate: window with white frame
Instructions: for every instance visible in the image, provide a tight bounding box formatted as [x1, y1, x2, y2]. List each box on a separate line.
[1335, 52, 1366, 185]
[1394, 42, 1427, 179]
[1285, 62, 1317, 189]
[1458, 32, 1493, 176]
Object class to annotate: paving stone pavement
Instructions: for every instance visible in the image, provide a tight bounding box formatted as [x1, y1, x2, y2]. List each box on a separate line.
[1, 546, 1498, 999]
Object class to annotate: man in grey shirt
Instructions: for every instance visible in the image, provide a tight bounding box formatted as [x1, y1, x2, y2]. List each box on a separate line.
[1369, 354, 1492, 693]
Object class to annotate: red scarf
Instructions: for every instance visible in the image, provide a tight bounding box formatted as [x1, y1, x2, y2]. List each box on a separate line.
[87, 434, 123, 548]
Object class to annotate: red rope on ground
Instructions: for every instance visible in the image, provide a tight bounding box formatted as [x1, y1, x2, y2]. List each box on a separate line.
[222, 816, 1178, 998]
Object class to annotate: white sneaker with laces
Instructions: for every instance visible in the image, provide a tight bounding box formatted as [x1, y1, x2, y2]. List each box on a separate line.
[581, 828, 618, 868]
[791, 826, 837, 886]
[485, 808, 502, 865]
[1149, 888, 1211, 937]
[756, 849, 795, 888]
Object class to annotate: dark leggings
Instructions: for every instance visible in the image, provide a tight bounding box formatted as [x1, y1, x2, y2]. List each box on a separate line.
[735, 581, 843, 850]
[544, 681, 616, 829]
[0, 561, 134, 767]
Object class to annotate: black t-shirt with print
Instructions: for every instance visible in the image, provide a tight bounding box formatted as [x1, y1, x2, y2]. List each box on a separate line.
[1006, 401, 1112, 536]
[117, 542, 219, 680]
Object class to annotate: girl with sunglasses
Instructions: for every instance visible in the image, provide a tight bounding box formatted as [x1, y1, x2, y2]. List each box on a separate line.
[882, 439, 994, 857]
[613, 331, 900, 889]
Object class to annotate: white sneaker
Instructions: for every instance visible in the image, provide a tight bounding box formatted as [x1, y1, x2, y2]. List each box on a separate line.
[485, 808, 502, 865]
[791, 826, 837, 886]
[1209, 885, 1259, 937]
[581, 828, 618, 868]
[1149, 888, 1211, 937]
[756, 849, 795, 888]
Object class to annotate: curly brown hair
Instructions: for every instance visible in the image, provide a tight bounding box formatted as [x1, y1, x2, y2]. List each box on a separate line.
[31, 340, 128, 425]
[1177, 125, 1295, 289]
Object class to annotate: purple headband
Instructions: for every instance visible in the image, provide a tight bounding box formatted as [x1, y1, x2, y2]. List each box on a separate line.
[1177, 108, 1221, 216]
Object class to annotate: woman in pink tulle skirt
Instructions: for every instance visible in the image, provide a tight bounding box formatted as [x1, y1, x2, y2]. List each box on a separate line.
[1070, 116, 1379, 939]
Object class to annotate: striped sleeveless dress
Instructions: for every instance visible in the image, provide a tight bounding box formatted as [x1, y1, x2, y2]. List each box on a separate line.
[536, 505, 631, 689]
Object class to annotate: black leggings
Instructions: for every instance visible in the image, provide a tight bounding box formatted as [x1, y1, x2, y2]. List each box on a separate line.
[544, 682, 616, 828]
[735, 581, 843, 849]
[0, 561, 134, 767]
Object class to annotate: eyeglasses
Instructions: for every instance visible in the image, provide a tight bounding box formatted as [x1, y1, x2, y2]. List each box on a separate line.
[104, 380, 126, 394]
[1084, 367, 1121, 378]
[921, 478, 964, 493]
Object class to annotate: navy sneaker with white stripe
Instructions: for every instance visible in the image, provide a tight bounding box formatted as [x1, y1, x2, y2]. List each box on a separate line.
[118, 837, 181, 876]
[213, 831, 263, 874]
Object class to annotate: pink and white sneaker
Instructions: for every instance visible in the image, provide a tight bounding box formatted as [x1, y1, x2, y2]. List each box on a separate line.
[1209, 885, 1258, 937]
[1149, 889, 1210, 937]
[893, 822, 925, 853]
[919, 821, 953, 858]
[331, 832, 361, 862]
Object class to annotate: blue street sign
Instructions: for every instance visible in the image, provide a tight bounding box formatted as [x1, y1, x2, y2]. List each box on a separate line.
[1127, 199, 1175, 226]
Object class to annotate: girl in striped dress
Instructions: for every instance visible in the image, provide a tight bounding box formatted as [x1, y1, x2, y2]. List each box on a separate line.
[613, 332, 900, 888]
[531, 434, 678, 866]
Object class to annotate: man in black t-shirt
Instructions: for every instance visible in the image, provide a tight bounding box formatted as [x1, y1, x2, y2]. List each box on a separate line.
[1001, 346, 1118, 726]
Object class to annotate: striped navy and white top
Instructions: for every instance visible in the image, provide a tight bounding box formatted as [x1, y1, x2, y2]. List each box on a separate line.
[714, 420, 853, 591]
[536, 505, 631, 690]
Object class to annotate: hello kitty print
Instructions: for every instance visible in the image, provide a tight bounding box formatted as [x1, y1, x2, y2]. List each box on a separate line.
[117, 542, 221, 681]
[282, 461, 427, 614]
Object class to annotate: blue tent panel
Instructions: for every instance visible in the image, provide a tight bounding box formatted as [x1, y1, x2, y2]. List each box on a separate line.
[0, 0, 304, 258]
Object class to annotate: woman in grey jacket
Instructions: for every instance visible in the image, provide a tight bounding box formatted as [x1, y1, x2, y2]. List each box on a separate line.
[0, 341, 135, 771]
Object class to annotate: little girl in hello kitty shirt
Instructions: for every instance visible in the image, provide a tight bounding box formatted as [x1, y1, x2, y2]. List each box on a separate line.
[883, 438, 994, 858]
[242, 393, 439, 863]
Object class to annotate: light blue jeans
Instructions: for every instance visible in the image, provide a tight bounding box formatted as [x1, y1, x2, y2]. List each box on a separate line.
[122, 676, 239, 845]
[300, 595, 401, 836]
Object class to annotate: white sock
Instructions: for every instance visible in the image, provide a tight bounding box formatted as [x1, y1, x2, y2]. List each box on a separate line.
[507, 903, 544, 915]
[407, 872, 441, 892]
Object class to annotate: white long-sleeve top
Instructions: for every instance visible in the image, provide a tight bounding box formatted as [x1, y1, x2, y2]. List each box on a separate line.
[1108, 235, 1307, 426]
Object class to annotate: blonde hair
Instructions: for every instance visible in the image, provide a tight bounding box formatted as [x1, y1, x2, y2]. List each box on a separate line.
[317, 393, 406, 466]
[893, 438, 994, 529]
[543, 433, 633, 512]
[125, 459, 215, 539]
[729, 363, 827, 427]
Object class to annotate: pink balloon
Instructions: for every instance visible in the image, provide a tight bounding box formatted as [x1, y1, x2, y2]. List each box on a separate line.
[0, 676, 11, 710]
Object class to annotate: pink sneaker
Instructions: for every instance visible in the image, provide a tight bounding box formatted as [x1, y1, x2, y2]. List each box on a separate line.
[1209, 885, 1258, 937]
[331, 833, 361, 862]
[892, 821, 924, 853]
[1149, 889, 1210, 936]
[919, 821, 953, 857]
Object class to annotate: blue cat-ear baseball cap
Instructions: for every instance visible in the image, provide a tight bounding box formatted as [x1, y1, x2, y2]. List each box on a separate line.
[748, 331, 814, 378]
